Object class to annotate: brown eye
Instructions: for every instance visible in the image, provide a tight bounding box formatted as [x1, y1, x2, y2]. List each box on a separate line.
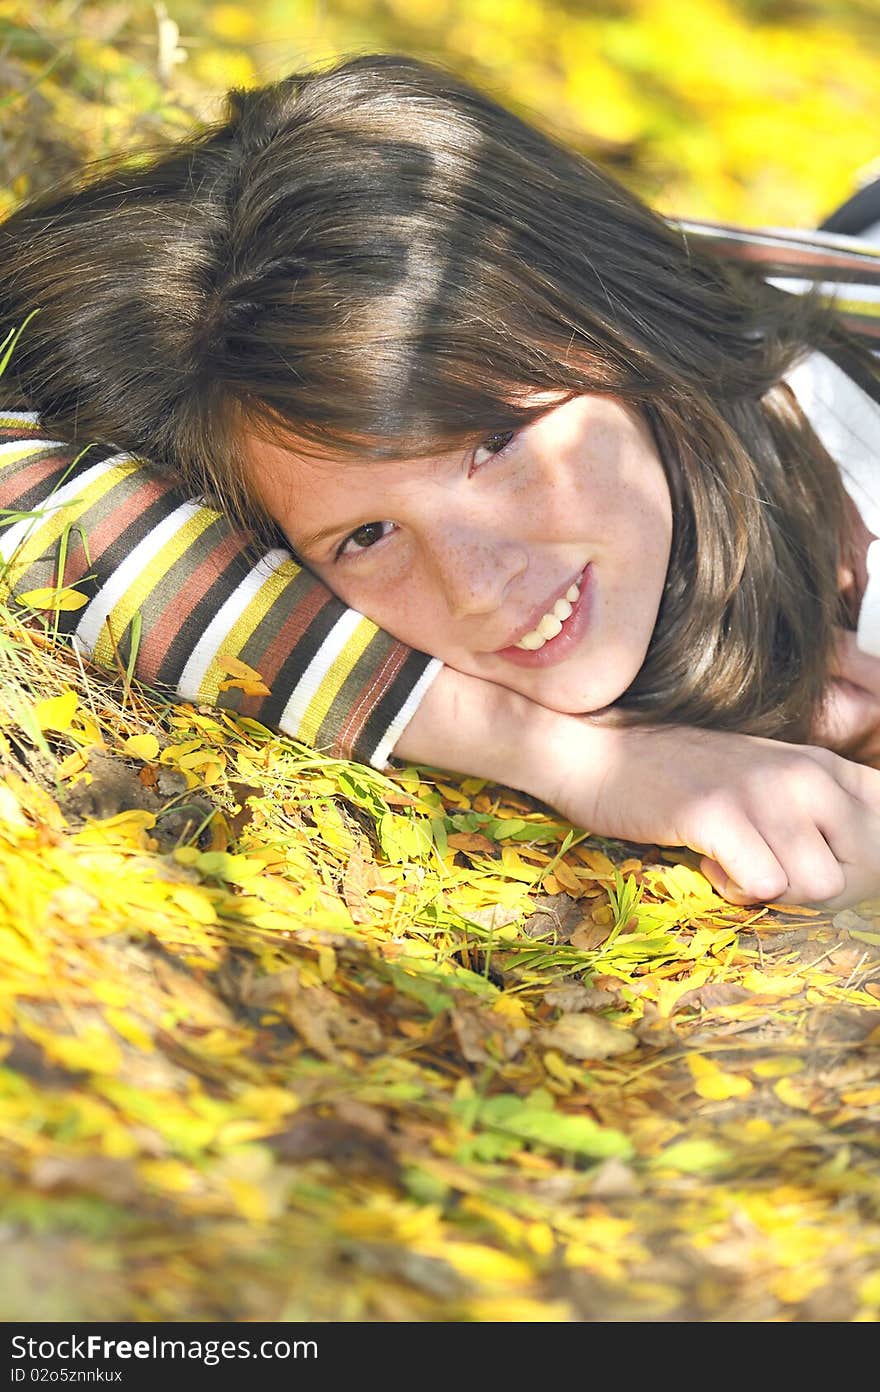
[337, 520, 395, 559]
[472, 431, 515, 471]
[350, 522, 386, 548]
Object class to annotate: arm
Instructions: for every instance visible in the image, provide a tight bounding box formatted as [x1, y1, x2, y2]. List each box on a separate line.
[402, 674, 880, 912]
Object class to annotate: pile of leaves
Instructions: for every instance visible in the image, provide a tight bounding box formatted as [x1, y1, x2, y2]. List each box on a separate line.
[2, 603, 880, 1322]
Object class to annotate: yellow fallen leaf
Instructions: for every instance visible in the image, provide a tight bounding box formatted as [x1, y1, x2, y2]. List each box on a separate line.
[17, 585, 89, 611]
[57, 748, 89, 779]
[553, 860, 586, 896]
[741, 970, 804, 997]
[123, 733, 160, 761]
[542, 1050, 576, 1089]
[688, 1054, 753, 1100]
[774, 1077, 815, 1110]
[574, 847, 617, 877]
[216, 654, 266, 681]
[317, 946, 337, 981]
[226, 1177, 272, 1224]
[219, 677, 271, 696]
[43, 1026, 124, 1075]
[492, 994, 528, 1027]
[104, 1008, 154, 1053]
[654, 964, 712, 1017]
[753, 1055, 805, 1079]
[694, 1070, 753, 1101]
[426, 1240, 533, 1289]
[772, 1268, 828, 1305]
[69, 713, 104, 748]
[90, 809, 157, 832]
[33, 689, 78, 732]
[839, 1086, 880, 1106]
[0, 784, 28, 826]
[525, 1222, 555, 1257]
[857, 1271, 880, 1307]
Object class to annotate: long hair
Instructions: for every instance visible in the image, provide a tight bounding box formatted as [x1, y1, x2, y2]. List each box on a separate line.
[1, 53, 874, 740]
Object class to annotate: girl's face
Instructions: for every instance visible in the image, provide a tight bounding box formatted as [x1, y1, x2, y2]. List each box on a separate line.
[249, 394, 674, 715]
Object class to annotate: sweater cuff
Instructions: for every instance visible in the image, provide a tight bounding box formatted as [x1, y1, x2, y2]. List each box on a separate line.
[366, 658, 444, 770]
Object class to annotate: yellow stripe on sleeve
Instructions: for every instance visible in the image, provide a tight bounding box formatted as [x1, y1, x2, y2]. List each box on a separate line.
[830, 295, 880, 319]
[0, 440, 55, 475]
[296, 617, 378, 749]
[197, 559, 304, 703]
[1, 458, 138, 589]
[92, 507, 218, 667]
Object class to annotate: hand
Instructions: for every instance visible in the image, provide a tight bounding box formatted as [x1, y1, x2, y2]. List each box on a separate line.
[812, 627, 880, 769]
[569, 720, 880, 911]
[395, 668, 880, 911]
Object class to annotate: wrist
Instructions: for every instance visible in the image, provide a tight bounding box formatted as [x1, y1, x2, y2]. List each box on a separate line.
[392, 666, 614, 822]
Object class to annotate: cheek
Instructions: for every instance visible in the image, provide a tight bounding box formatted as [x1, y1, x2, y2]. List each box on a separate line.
[309, 553, 439, 642]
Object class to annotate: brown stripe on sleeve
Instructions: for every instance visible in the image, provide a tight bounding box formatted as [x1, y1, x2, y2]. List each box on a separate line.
[234, 571, 332, 696]
[715, 243, 880, 277]
[345, 648, 437, 765]
[133, 524, 256, 683]
[0, 449, 79, 510]
[316, 631, 407, 758]
[52, 474, 182, 587]
[219, 579, 341, 723]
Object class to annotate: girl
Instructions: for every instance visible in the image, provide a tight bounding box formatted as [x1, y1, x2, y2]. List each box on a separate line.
[2, 53, 880, 910]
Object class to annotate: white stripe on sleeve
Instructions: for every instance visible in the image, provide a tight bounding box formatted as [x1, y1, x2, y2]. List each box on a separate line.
[175, 548, 291, 700]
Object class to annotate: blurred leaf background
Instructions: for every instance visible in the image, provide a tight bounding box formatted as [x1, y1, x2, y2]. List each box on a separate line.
[1, 0, 878, 228]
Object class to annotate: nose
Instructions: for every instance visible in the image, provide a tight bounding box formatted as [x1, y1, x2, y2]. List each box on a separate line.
[426, 522, 529, 620]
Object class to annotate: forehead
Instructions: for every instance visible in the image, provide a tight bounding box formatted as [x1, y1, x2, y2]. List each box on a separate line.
[243, 431, 443, 541]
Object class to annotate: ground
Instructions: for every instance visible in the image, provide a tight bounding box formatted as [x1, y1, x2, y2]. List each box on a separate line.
[1, 614, 879, 1322]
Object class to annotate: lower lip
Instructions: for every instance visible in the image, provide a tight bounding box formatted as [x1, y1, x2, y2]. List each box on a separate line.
[495, 565, 593, 668]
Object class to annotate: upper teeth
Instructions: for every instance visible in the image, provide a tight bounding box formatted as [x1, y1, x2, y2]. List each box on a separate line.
[515, 581, 580, 650]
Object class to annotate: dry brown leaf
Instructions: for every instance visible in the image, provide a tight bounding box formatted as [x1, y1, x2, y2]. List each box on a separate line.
[570, 922, 612, 951]
[266, 1110, 399, 1180]
[244, 967, 386, 1061]
[31, 1155, 141, 1204]
[451, 1001, 529, 1064]
[447, 832, 497, 855]
[539, 1012, 637, 1060]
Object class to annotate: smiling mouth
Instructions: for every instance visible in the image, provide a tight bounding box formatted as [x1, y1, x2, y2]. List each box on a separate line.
[497, 569, 586, 653]
[514, 577, 583, 650]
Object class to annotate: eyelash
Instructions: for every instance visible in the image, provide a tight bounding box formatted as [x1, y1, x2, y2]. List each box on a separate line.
[334, 428, 518, 561]
[469, 429, 515, 475]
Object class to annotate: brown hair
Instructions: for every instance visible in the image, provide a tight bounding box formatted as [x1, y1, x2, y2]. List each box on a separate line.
[1, 53, 876, 740]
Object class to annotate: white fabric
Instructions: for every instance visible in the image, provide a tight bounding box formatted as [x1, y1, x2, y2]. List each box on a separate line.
[785, 352, 880, 657]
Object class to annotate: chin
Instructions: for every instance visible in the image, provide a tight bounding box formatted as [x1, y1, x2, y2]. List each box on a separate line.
[522, 671, 635, 717]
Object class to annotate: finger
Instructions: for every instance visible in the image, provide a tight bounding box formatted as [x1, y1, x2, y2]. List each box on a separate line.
[763, 820, 847, 906]
[815, 745, 880, 814]
[699, 856, 763, 905]
[695, 809, 790, 904]
[704, 817, 846, 908]
[813, 789, 880, 900]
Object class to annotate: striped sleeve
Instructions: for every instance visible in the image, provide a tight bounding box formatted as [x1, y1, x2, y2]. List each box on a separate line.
[0, 412, 441, 767]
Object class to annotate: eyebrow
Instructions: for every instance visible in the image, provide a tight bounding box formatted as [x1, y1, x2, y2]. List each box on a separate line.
[296, 522, 346, 552]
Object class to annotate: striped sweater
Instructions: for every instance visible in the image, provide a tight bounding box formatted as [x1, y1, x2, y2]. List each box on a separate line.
[0, 424, 441, 766]
[2, 214, 879, 767]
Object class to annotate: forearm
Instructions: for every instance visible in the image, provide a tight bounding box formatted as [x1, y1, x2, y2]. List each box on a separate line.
[393, 665, 613, 823]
